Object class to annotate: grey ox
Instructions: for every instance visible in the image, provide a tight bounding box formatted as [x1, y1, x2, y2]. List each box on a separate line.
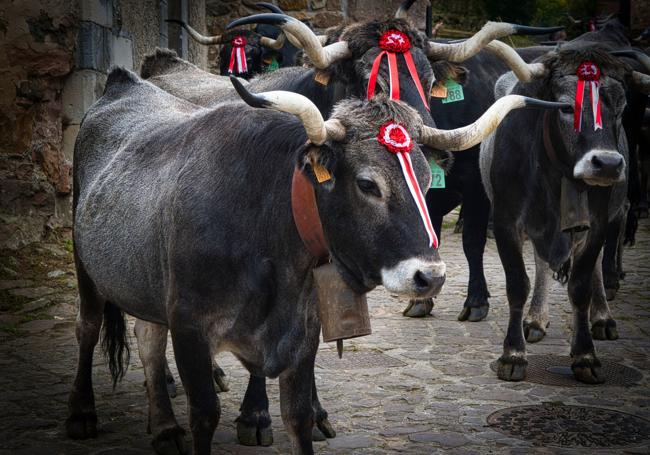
[481, 43, 650, 384]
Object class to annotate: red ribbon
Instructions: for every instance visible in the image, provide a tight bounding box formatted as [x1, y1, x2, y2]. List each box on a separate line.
[228, 36, 248, 75]
[367, 30, 430, 111]
[378, 122, 438, 249]
[574, 61, 602, 132]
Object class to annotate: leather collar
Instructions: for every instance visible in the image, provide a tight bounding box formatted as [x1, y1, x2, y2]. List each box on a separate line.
[291, 166, 330, 264]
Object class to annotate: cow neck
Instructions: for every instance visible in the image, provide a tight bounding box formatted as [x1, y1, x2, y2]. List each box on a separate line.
[542, 110, 572, 178]
[291, 166, 330, 265]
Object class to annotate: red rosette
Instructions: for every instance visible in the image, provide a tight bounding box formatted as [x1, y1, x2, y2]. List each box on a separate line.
[577, 61, 600, 81]
[377, 121, 413, 154]
[231, 36, 247, 47]
[379, 30, 411, 53]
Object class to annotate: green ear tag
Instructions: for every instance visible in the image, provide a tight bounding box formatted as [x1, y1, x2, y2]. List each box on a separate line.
[429, 159, 446, 189]
[266, 57, 279, 72]
[441, 78, 464, 104]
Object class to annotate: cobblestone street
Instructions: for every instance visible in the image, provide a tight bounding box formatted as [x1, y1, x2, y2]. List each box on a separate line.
[1, 217, 649, 455]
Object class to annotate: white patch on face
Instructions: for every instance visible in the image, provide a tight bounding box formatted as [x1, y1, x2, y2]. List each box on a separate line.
[381, 257, 446, 298]
[573, 149, 625, 186]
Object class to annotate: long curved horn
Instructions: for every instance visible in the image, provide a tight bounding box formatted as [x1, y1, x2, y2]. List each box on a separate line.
[610, 49, 650, 73]
[256, 2, 284, 14]
[166, 19, 225, 45]
[420, 95, 570, 151]
[230, 76, 346, 144]
[256, 4, 327, 47]
[485, 40, 548, 82]
[260, 33, 286, 49]
[427, 22, 564, 62]
[395, 0, 416, 19]
[227, 13, 351, 69]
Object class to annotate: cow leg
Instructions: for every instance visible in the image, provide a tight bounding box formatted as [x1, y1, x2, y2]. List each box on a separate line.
[236, 375, 273, 446]
[457, 179, 491, 322]
[493, 222, 529, 381]
[279, 357, 315, 455]
[568, 236, 605, 384]
[311, 375, 335, 441]
[170, 312, 220, 455]
[403, 188, 461, 318]
[524, 249, 551, 343]
[602, 207, 626, 300]
[134, 319, 188, 455]
[66, 257, 104, 439]
[590, 250, 619, 341]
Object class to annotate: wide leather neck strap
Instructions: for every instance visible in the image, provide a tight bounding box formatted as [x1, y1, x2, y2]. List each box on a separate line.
[291, 166, 330, 264]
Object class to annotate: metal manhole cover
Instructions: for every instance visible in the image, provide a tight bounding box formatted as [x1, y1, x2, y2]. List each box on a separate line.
[488, 355, 642, 387]
[316, 350, 406, 369]
[487, 405, 650, 448]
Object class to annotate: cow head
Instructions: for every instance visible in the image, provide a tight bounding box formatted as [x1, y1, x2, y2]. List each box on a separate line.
[231, 77, 569, 297]
[166, 20, 285, 79]
[493, 44, 650, 187]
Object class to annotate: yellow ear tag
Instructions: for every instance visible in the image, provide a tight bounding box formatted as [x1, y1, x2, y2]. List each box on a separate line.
[314, 70, 331, 86]
[430, 82, 448, 98]
[312, 162, 332, 183]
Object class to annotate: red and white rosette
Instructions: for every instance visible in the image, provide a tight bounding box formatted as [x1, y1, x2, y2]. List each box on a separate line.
[574, 61, 602, 132]
[228, 35, 248, 75]
[367, 30, 430, 111]
[378, 121, 438, 249]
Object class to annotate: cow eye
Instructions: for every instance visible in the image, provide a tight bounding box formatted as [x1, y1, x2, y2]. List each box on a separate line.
[356, 178, 381, 197]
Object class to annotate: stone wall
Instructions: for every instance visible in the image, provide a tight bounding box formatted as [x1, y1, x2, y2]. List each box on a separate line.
[0, 0, 208, 250]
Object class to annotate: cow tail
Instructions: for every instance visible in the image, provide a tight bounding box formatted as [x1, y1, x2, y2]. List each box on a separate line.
[101, 302, 130, 389]
[553, 258, 571, 285]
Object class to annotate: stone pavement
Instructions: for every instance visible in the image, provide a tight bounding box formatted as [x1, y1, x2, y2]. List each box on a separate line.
[1, 217, 649, 455]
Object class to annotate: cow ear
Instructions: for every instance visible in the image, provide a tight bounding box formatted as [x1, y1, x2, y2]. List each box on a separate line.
[297, 142, 341, 189]
[431, 61, 470, 85]
[421, 146, 454, 173]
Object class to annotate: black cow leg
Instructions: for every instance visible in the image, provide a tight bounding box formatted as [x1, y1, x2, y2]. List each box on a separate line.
[66, 256, 104, 440]
[569, 234, 605, 384]
[602, 207, 627, 300]
[311, 375, 335, 441]
[524, 250, 551, 343]
[590, 250, 619, 341]
[134, 320, 188, 455]
[457, 181, 490, 322]
[493, 222, 529, 381]
[236, 375, 273, 446]
[279, 356, 316, 455]
[170, 313, 220, 455]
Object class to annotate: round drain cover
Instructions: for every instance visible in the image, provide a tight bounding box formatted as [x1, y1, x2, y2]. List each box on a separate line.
[487, 405, 650, 448]
[489, 355, 642, 387]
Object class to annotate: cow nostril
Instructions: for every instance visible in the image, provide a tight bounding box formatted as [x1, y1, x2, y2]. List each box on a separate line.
[591, 155, 603, 169]
[413, 270, 433, 290]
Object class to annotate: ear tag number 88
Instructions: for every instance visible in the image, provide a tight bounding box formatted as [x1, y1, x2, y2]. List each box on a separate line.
[441, 78, 464, 104]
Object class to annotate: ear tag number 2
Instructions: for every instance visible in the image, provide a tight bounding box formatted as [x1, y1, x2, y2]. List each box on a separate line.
[441, 78, 464, 104]
[429, 159, 445, 189]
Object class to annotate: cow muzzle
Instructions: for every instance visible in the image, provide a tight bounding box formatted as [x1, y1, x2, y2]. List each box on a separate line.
[573, 150, 626, 186]
[381, 257, 446, 299]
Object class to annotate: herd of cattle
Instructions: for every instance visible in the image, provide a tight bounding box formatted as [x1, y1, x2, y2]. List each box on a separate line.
[64, 1, 650, 454]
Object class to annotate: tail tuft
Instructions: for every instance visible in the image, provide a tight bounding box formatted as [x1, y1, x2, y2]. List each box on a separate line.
[101, 302, 130, 389]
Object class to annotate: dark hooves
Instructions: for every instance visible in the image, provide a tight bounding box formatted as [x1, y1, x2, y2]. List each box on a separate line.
[66, 412, 98, 439]
[605, 288, 617, 301]
[312, 426, 326, 441]
[591, 319, 619, 341]
[496, 355, 527, 381]
[236, 410, 273, 446]
[152, 427, 188, 455]
[524, 320, 548, 343]
[458, 305, 489, 322]
[316, 416, 336, 439]
[572, 357, 605, 384]
[402, 298, 433, 318]
[166, 374, 178, 398]
[213, 366, 230, 393]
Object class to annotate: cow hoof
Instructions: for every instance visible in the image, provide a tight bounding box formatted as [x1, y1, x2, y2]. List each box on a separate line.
[524, 320, 547, 343]
[402, 298, 433, 318]
[316, 416, 336, 439]
[591, 319, 618, 341]
[572, 357, 604, 384]
[66, 411, 98, 439]
[605, 287, 617, 301]
[496, 355, 527, 381]
[312, 426, 326, 441]
[458, 305, 488, 322]
[213, 366, 229, 393]
[236, 411, 273, 446]
[166, 375, 177, 399]
[151, 427, 188, 455]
